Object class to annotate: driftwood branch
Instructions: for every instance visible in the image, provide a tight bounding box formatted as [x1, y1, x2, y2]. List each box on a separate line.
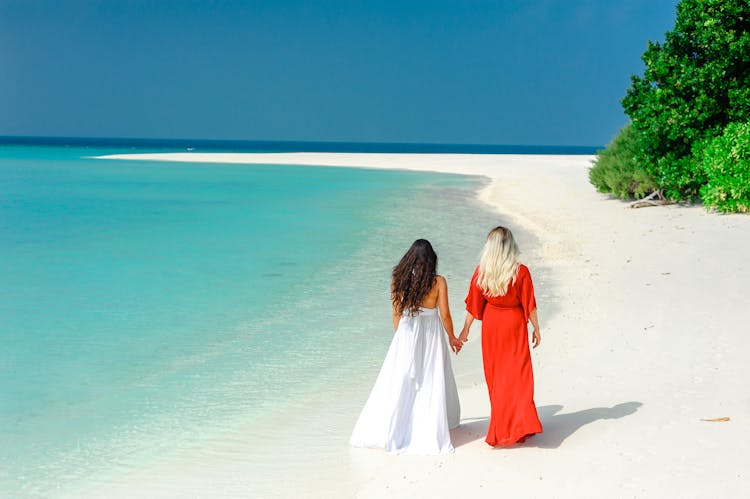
[629, 190, 674, 208]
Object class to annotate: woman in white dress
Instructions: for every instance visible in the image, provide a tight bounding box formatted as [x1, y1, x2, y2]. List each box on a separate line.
[350, 239, 462, 454]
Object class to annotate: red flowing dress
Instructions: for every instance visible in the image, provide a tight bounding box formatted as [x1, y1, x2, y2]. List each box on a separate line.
[465, 264, 543, 446]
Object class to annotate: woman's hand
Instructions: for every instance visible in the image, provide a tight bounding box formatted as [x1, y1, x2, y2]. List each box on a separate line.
[529, 309, 541, 349]
[449, 335, 463, 354]
[531, 328, 541, 349]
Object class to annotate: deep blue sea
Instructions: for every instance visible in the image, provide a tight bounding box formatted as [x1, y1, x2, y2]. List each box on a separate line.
[1, 142, 531, 496]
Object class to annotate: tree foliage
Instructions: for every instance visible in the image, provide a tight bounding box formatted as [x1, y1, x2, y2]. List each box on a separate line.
[699, 121, 750, 213]
[623, 0, 750, 200]
[589, 125, 656, 199]
[592, 0, 750, 210]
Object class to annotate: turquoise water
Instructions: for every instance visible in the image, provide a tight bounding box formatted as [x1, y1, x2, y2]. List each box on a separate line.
[0, 146, 499, 496]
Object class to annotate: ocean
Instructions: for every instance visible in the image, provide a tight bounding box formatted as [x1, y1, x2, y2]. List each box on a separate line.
[0, 142, 514, 496]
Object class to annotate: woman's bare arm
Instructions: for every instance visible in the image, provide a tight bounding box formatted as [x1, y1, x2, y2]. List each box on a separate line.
[436, 276, 453, 335]
[458, 314, 475, 343]
[529, 308, 541, 348]
[436, 276, 461, 353]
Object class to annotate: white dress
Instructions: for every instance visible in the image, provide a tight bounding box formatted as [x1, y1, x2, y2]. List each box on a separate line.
[350, 306, 460, 454]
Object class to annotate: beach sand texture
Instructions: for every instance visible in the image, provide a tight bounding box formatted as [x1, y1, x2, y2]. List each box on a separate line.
[90, 152, 749, 498]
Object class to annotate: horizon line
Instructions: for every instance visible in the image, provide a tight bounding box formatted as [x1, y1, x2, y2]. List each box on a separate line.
[0, 135, 602, 154]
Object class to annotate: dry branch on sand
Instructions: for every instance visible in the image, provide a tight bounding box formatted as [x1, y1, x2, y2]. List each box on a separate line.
[629, 190, 674, 209]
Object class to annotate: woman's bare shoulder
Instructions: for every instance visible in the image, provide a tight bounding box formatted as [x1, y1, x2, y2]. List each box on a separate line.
[434, 274, 448, 290]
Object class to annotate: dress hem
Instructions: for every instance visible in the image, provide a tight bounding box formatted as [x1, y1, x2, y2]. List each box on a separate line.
[485, 430, 541, 447]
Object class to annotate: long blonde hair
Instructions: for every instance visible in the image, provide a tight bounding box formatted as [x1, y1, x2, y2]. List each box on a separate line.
[477, 226, 520, 297]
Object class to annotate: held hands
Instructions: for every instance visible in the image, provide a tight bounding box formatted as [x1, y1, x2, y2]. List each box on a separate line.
[449, 335, 463, 354]
[449, 327, 470, 355]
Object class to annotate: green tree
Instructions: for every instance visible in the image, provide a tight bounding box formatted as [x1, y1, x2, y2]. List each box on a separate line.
[622, 0, 750, 200]
[589, 124, 656, 199]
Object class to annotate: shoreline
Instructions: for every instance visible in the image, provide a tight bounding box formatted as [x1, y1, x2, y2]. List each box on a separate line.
[94, 152, 593, 232]
[88, 152, 749, 498]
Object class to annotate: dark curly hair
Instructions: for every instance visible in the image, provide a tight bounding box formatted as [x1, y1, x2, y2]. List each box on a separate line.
[392, 239, 438, 316]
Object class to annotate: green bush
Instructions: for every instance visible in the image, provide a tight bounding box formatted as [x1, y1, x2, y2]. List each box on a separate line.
[590, 125, 657, 199]
[699, 121, 750, 213]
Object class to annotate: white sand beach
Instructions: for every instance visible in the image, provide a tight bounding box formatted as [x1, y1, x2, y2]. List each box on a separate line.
[90, 152, 750, 498]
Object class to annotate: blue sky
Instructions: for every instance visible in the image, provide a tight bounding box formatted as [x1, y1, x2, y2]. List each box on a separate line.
[0, 1, 679, 146]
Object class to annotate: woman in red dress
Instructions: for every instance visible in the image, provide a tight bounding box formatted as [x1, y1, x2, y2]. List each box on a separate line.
[458, 226, 542, 446]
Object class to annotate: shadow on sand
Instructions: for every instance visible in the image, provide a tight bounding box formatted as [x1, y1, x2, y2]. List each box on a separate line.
[451, 401, 642, 449]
